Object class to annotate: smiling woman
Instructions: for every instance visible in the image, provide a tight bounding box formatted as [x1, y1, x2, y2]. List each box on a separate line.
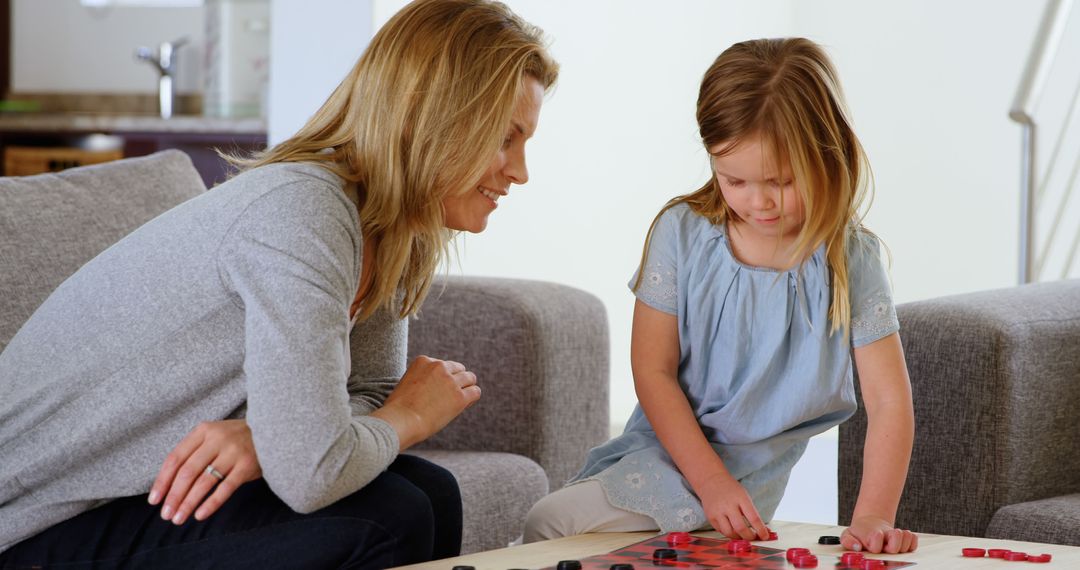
[0, 1, 558, 568]
[443, 77, 544, 233]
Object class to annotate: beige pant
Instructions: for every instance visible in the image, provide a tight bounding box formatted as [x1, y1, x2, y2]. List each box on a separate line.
[523, 480, 660, 543]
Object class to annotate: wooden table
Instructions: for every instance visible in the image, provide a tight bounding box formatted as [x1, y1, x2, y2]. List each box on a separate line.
[393, 520, 1080, 569]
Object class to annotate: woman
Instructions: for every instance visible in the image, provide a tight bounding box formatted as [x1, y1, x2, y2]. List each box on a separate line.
[0, 0, 558, 567]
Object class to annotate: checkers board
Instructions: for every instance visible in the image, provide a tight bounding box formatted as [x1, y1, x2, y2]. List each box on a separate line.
[539, 534, 915, 569]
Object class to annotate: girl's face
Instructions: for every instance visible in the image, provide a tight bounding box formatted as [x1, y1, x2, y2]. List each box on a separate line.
[709, 133, 804, 244]
[442, 76, 545, 233]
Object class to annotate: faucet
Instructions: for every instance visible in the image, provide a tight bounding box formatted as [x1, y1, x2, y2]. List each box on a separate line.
[135, 37, 189, 119]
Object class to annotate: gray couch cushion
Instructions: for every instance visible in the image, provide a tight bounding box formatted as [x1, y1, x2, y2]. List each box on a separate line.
[988, 494, 1080, 546]
[407, 449, 548, 555]
[839, 280, 1080, 538]
[409, 276, 610, 491]
[0, 150, 206, 350]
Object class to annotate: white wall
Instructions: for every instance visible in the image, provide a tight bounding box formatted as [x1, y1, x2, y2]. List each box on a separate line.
[267, 0, 372, 144]
[790, 1, 1042, 301]
[11, 0, 204, 93]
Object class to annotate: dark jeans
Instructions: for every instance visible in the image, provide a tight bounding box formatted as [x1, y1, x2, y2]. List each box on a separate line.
[0, 455, 461, 569]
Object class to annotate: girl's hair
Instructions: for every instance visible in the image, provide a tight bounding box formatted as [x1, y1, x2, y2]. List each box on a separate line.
[634, 37, 872, 335]
[230, 0, 559, 320]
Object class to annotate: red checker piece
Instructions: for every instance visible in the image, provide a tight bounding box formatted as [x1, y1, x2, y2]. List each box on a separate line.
[766, 530, 778, 541]
[1004, 551, 1028, 561]
[793, 554, 818, 568]
[840, 552, 865, 565]
[988, 548, 1011, 558]
[1028, 554, 1052, 563]
[961, 547, 986, 557]
[726, 539, 752, 553]
[786, 547, 811, 562]
[666, 532, 692, 545]
[860, 560, 886, 570]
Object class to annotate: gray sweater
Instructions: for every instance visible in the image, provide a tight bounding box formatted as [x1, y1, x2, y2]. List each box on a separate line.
[0, 162, 404, 552]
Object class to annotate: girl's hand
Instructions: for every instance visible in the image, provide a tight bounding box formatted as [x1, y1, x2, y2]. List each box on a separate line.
[148, 419, 262, 525]
[842, 515, 918, 553]
[371, 355, 481, 449]
[697, 472, 770, 541]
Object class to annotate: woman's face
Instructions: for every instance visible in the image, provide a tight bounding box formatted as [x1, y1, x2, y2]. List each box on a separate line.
[442, 76, 545, 233]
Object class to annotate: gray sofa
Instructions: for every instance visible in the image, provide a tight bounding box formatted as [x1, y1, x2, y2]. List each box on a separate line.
[0, 150, 610, 555]
[839, 280, 1080, 546]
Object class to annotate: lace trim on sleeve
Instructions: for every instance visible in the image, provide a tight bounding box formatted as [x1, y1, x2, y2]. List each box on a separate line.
[635, 259, 678, 314]
[851, 289, 899, 347]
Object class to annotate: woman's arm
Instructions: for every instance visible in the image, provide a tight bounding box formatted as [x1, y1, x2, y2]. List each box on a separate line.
[844, 332, 917, 553]
[150, 355, 477, 525]
[219, 182, 477, 513]
[632, 300, 769, 540]
[345, 304, 408, 416]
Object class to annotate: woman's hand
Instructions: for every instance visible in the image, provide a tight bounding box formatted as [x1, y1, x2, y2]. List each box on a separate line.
[371, 355, 481, 449]
[148, 419, 262, 525]
[697, 472, 770, 541]
[842, 515, 918, 553]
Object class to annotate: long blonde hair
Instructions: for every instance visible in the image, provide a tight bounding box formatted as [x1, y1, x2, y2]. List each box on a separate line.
[635, 38, 872, 335]
[231, 0, 558, 319]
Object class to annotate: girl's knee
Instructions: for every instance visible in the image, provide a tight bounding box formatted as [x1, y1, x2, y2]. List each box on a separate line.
[523, 488, 582, 543]
[524, 481, 659, 542]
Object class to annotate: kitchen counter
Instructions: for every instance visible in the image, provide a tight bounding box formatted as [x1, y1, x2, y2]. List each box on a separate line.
[0, 94, 268, 186]
[0, 113, 266, 135]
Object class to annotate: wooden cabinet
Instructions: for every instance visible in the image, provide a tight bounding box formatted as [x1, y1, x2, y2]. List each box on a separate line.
[0, 115, 267, 187]
[3, 145, 123, 176]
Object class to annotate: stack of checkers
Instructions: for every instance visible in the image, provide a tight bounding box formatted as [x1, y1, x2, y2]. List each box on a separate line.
[785, 547, 817, 567]
[961, 548, 1052, 563]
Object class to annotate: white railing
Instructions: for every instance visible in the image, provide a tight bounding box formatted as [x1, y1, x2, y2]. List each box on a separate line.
[1010, 0, 1080, 283]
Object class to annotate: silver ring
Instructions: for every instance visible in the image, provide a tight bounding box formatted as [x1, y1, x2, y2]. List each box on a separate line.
[205, 465, 225, 481]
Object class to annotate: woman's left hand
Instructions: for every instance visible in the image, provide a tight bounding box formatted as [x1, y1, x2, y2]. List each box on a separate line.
[148, 419, 263, 525]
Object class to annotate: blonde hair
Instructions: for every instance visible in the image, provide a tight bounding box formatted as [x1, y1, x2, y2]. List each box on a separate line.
[634, 37, 872, 335]
[230, 0, 558, 320]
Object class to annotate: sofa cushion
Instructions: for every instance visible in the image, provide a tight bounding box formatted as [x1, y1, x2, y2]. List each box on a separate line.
[839, 280, 1080, 538]
[0, 150, 206, 350]
[409, 276, 610, 491]
[987, 494, 1080, 546]
[407, 449, 548, 555]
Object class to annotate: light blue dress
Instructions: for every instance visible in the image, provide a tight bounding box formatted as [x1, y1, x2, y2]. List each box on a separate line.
[569, 203, 899, 532]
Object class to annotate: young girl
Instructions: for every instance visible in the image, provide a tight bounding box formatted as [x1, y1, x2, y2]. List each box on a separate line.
[524, 37, 917, 555]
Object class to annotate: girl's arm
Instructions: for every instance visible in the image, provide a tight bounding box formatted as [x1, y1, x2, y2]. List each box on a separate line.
[632, 299, 769, 540]
[844, 332, 917, 553]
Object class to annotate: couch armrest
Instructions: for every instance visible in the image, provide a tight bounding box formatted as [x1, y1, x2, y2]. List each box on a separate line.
[407, 276, 610, 491]
[839, 279, 1080, 537]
